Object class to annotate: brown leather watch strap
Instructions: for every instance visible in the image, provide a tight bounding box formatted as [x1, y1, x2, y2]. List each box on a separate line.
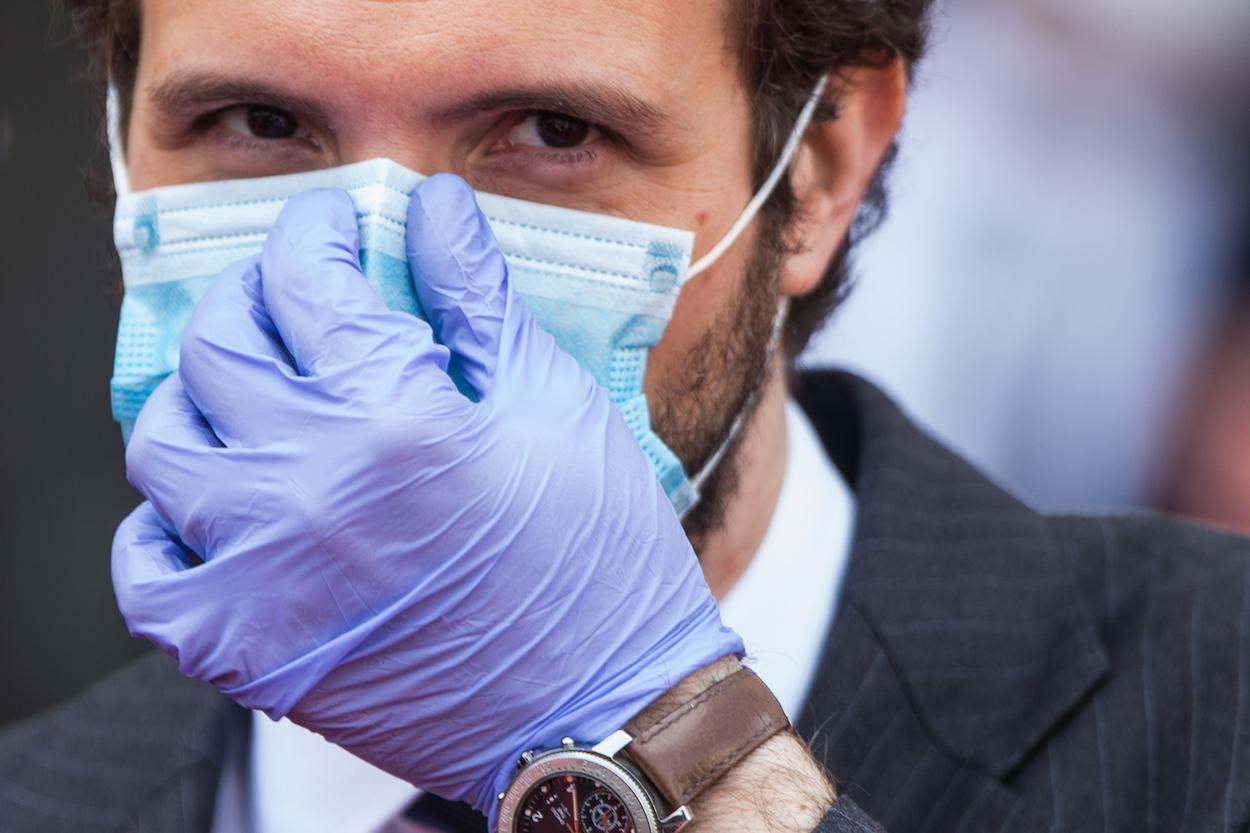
[624, 666, 790, 807]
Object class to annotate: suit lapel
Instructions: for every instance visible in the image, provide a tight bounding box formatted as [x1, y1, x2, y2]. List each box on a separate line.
[796, 371, 1108, 778]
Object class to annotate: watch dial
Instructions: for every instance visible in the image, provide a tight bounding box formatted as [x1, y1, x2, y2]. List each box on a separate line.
[517, 774, 635, 833]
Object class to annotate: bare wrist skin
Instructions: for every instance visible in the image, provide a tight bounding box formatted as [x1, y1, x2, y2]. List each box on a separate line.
[628, 658, 837, 833]
[690, 730, 835, 833]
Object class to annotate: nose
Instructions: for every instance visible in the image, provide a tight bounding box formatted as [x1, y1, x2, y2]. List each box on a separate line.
[337, 124, 464, 180]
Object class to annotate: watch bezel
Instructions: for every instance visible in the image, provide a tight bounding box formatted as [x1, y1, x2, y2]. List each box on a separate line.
[498, 747, 661, 833]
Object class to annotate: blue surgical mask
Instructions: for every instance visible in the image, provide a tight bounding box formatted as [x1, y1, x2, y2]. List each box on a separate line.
[107, 80, 825, 517]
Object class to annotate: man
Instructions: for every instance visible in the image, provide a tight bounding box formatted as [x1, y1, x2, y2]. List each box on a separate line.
[2, 3, 1249, 833]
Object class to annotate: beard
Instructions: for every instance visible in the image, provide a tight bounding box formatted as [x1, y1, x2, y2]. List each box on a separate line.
[647, 230, 787, 556]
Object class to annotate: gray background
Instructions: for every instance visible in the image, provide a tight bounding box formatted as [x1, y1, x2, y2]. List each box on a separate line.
[1, 3, 147, 728]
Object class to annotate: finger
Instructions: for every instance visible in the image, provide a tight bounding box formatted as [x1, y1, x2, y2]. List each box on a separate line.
[112, 501, 197, 647]
[111, 501, 241, 688]
[406, 174, 516, 398]
[262, 188, 447, 378]
[178, 255, 303, 447]
[125, 373, 236, 557]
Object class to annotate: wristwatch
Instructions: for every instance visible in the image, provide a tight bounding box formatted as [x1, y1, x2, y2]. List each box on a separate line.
[496, 662, 790, 833]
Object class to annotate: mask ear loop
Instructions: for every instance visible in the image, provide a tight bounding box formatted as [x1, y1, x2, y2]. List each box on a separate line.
[107, 83, 133, 199]
[681, 75, 828, 284]
[686, 297, 790, 502]
[680, 75, 829, 514]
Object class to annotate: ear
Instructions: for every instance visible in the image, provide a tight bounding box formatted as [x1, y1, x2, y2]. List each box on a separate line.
[779, 60, 908, 299]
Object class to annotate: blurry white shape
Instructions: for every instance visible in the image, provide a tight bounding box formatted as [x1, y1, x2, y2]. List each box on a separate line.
[226, 715, 417, 833]
[805, 0, 1241, 511]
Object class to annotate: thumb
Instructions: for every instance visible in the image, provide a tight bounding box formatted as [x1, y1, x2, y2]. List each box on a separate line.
[406, 174, 517, 398]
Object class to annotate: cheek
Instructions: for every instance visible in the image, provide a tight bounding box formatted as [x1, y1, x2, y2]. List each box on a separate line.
[642, 243, 757, 401]
[124, 138, 219, 191]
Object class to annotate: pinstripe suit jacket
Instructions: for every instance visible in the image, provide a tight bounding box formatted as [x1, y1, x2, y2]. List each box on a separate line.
[3, 371, 1250, 833]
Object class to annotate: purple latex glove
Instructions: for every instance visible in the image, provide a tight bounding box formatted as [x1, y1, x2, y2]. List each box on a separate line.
[111, 176, 742, 823]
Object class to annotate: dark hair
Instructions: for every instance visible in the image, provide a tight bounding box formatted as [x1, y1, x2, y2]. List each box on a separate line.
[62, 0, 933, 356]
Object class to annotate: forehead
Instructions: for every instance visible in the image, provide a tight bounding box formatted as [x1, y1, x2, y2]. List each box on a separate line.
[140, 0, 734, 111]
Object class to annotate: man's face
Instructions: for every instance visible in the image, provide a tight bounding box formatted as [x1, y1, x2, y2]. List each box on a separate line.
[126, 0, 787, 539]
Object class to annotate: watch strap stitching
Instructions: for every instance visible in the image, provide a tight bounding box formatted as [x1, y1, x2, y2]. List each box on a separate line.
[634, 668, 750, 743]
[628, 667, 790, 806]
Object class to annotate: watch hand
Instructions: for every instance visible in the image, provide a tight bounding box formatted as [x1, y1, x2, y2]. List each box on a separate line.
[572, 779, 580, 833]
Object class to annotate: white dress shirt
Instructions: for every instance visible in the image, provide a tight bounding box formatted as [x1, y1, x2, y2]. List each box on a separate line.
[212, 399, 854, 833]
[719, 399, 855, 720]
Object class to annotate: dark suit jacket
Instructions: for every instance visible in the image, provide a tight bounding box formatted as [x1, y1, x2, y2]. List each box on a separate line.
[4, 372, 1250, 833]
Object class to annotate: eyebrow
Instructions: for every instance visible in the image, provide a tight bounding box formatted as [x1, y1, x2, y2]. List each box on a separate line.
[430, 83, 670, 133]
[146, 70, 670, 134]
[146, 71, 334, 126]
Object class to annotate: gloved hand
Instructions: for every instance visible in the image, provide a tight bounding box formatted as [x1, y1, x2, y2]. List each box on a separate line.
[111, 175, 742, 823]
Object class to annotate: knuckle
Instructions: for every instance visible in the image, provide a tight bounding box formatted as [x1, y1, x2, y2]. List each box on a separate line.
[173, 475, 238, 558]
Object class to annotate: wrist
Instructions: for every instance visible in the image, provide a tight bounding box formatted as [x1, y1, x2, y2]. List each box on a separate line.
[629, 658, 835, 833]
[690, 730, 835, 833]
[498, 658, 829, 833]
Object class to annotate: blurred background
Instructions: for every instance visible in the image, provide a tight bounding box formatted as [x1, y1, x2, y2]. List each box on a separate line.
[2, 0, 1249, 726]
[810, 0, 1250, 515]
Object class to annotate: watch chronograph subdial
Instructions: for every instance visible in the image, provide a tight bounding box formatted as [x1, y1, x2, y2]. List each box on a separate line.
[517, 775, 635, 833]
[580, 789, 630, 833]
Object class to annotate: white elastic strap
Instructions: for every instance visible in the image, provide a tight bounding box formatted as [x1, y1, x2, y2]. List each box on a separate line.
[682, 75, 829, 283]
[688, 297, 790, 496]
[107, 83, 132, 198]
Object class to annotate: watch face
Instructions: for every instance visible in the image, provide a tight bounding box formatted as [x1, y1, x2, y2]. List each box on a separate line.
[518, 773, 635, 833]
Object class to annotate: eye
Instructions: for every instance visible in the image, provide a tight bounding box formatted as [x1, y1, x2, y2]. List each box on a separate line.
[219, 105, 303, 140]
[509, 112, 601, 150]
